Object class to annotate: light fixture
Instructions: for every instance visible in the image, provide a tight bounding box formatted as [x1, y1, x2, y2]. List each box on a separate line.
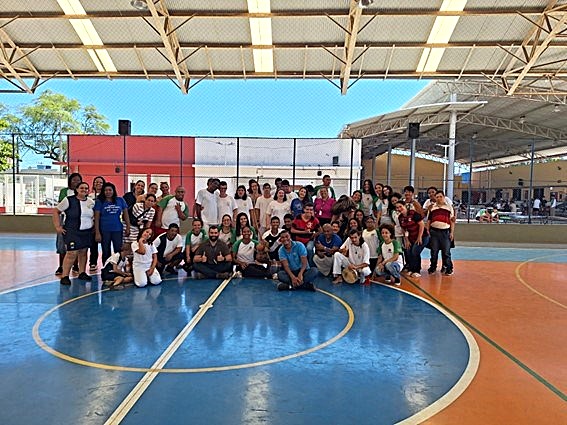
[416, 0, 468, 73]
[130, 0, 148, 10]
[554, 104, 561, 113]
[472, 132, 478, 139]
[358, 0, 374, 8]
[519, 115, 525, 124]
[247, 0, 274, 73]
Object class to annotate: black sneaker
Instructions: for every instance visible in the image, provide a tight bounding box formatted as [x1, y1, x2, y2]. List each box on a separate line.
[441, 266, 447, 274]
[277, 282, 293, 291]
[303, 282, 316, 292]
[216, 272, 232, 280]
[393, 277, 401, 286]
[72, 265, 80, 273]
[78, 272, 92, 281]
[428, 267, 436, 274]
[165, 266, 178, 275]
[444, 269, 453, 276]
[60, 276, 71, 285]
[182, 263, 192, 273]
[55, 267, 63, 275]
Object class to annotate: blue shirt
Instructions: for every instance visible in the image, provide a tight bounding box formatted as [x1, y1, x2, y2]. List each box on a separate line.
[95, 197, 128, 232]
[278, 241, 309, 271]
[315, 233, 342, 256]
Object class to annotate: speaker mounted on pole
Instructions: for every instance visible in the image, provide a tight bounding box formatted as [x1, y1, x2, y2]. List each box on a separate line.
[118, 120, 131, 136]
[408, 122, 420, 139]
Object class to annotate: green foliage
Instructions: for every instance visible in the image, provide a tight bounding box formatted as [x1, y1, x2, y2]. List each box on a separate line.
[3, 90, 110, 162]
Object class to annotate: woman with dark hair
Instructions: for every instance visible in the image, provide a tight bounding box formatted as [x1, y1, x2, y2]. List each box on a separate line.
[126, 193, 157, 248]
[290, 186, 310, 218]
[354, 209, 365, 229]
[232, 226, 271, 279]
[55, 172, 83, 275]
[248, 179, 262, 230]
[234, 184, 253, 223]
[132, 227, 161, 287]
[266, 189, 290, 229]
[378, 185, 394, 225]
[123, 180, 145, 227]
[53, 181, 94, 285]
[217, 214, 235, 248]
[360, 179, 379, 218]
[313, 186, 335, 226]
[234, 212, 258, 241]
[395, 201, 429, 278]
[95, 182, 131, 263]
[343, 217, 362, 242]
[87, 175, 105, 271]
[138, 182, 158, 202]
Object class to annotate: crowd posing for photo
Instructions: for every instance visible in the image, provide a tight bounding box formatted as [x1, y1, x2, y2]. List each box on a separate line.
[53, 173, 455, 290]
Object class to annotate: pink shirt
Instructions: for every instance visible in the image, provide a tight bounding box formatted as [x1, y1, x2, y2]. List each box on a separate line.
[314, 197, 336, 220]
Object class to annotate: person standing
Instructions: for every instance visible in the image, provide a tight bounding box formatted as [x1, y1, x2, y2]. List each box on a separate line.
[290, 202, 320, 266]
[155, 186, 189, 235]
[94, 182, 131, 263]
[55, 172, 83, 275]
[217, 181, 238, 226]
[314, 175, 336, 199]
[194, 178, 220, 230]
[53, 181, 95, 285]
[426, 190, 454, 276]
[395, 201, 429, 278]
[255, 183, 273, 236]
[87, 176, 105, 271]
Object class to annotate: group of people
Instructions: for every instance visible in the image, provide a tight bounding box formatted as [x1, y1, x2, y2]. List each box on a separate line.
[52, 173, 456, 291]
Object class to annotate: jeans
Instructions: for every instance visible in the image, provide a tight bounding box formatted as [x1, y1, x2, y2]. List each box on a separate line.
[277, 267, 319, 288]
[429, 228, 453, 271]
[101, 230, 123, 264]
[404, 235, 429, 273]
[375, 261, 402, 279]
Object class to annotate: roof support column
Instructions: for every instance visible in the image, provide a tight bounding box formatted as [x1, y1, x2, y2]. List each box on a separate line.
[447, 93, 457, 200]
[386, 143, 392, 186]
[409, 138, 416, 188]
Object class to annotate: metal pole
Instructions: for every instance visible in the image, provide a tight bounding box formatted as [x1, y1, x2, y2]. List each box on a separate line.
[409, 138, 416, 187]
[386, 143, 392, 185]
[528, 139, 536, 224]
[447, 109, 457, 201]
[11, 134, 16, 216]
[468, 136, 474, 223]
[123, 134, 127, 192]
[180, 136, 183, 185]
[236, 137, 240, 186]
[292, 138, 297, 188]
[349, 138, 355, 194]
[371, 153, 376, 184]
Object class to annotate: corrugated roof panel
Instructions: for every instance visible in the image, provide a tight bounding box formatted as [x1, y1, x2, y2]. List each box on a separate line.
[4, 19, 80, 44]
[272, 17, 345, 44]
[206, 47, 252, 73]
[272, 0, 350, 11]
[31, 49, 98, 72]
[452, 14, 534, 43]
[358, 15, 435, 44]
[0, 0, 61, 13]
[166, 0, 247, 12]
[176, 18, 251, 44]
[89, 18, 159, 44]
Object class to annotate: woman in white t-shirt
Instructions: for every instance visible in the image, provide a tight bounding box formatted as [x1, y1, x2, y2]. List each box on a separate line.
[131, 228, 162, 287]
[266, 189, 291, 229]
[375, 224, 404, 286]
[234, 185, 254, 223]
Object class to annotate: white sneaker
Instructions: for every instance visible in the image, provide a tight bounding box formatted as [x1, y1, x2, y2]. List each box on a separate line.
[272, 273, 279, 280]
[234, 271, 243, 278]
[411, 272, 421, 278]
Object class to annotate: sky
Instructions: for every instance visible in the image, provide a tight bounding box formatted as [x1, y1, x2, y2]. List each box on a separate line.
[1, 77, 429, 167]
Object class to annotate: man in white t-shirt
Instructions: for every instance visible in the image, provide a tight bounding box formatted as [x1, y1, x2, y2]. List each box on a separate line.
[217, 181, 238, 223]
[256, 183, 273, 235]
[155, 186, 189, 235]
[195, 178, 220, 230]
[153, 223, 184, 276]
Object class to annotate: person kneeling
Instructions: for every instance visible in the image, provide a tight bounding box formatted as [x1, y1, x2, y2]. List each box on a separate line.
[154, 223, 184, 276]
[132, 228, 162, 287]
[374, 224, 403, 286]
[193, 226, 233, 279]
[332, 229, 371, 285]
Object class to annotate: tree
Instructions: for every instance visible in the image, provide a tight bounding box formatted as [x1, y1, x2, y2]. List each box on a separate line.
[5, 90, 110, 162]
[0, 105, 16, 172]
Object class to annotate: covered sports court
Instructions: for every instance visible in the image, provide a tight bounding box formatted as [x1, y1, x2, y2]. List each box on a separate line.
[1, 1, 566, 424]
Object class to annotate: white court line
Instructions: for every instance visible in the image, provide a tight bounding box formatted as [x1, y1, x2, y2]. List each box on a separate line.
[104, 275, 233, 425]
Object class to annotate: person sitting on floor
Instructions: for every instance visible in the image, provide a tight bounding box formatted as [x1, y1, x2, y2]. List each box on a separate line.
[233, 226, 271, 279]
[313, 223, 343, 277]
[101, 246, 133, 289]
[192, 226, 233, 280]
[331, 229, 371, 285]
[183, 218, 207, 274]
[153, 223, 184, 276]
[374, 224, 403, 286]
[276, 230, 318, 291]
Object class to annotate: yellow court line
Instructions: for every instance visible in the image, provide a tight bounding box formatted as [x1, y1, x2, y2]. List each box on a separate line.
[514, 254, 567, 310]
[33, 287, 355, 374]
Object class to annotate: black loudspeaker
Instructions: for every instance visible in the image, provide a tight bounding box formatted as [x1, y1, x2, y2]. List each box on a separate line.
[118, 120, 131, 136]
[408, 122, 420, 139]
[332, 156, 339, 166]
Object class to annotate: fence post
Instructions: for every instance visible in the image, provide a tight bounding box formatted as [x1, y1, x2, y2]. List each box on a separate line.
[528, 139, 536, 224]
[349, 138, 354, 194]
[236, 137, 240, 186]
[468, 135, 474, 223]
[11, 134, 16, 215]
[292, 138, 297, 188]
